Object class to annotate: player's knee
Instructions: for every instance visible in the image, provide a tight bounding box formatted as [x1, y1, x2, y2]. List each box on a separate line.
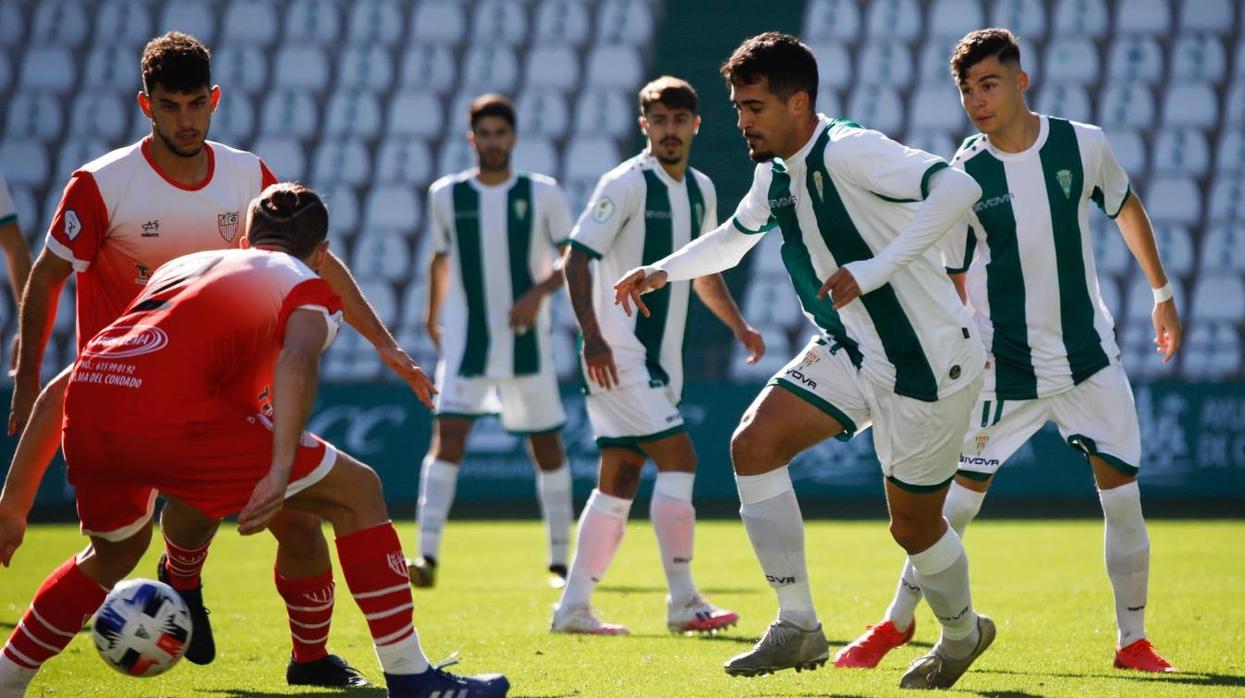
[432, 437, 466, 463]
[730, 424, 781, 475]
[269, 512, 327, 555]
[888, 516, 930, 553]
[340, 458, 388, 518]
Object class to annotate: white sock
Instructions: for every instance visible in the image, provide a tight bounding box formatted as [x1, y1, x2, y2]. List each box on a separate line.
[651, 471, 697, 605]
[537, 463, 573, 568]
[736, 466, 818, 631]
[886, 482, 985, 630]
[909, 527, 978, 658]
[558, 489, 632, 610]
[1099, 481, 1149, 647]
[373, 628, 430, 675]
[0, 654, 37, 695]
[416, 457, 459, 561]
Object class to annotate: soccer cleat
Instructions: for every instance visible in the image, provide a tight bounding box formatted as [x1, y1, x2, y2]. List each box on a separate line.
[899, 614, 995, 689]
[547, 564, 568, 590]
[1114, 639, 1178, 673]
[667, 594, 740, 634]
[287, 653, 370, 687]
[723, 619, 830, 677]
[835, 619, 916, 668]
[549, 604, 629, 635]
[406, 556, 437, 589]
[156, 553, 215, 665]
[385, 656, 509, 698]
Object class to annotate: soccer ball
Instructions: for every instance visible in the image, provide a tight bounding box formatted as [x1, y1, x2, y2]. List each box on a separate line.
[92, 579, 193, 677]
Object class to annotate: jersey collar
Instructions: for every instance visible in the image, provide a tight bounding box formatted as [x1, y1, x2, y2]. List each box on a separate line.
[639, 151, 686, 188]
[772, 114, 830, 174]
[983, 114, 1049, 163]
[141, 137, 216, 191]
[468, 169, 517, 192]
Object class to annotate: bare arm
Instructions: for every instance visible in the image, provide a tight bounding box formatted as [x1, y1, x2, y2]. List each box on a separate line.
[0, 221, 31, 306]
[563, 246, 618, 389]
[509, 244, 569, 330]
[1115, 192, 1181, 362]
[425, 252, 449, 347]
[691, 274, 765, 365]
[949, 272, 968, 305]
[9, 249, 72, 435]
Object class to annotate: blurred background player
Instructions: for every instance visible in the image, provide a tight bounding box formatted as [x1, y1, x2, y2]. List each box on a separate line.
[0, 32, 431, 687]
[0, 183, 507, 698]
[411, 95, 574, 589]
[0, 170, 31, 353]
[551, 76, 764, 636]
[838, 28, 1180, 675]
[615, 35, 993, 689]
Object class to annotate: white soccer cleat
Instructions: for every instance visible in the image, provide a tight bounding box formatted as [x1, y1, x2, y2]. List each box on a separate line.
[667, 594, 740, 634]
[550, 604, 629, 636]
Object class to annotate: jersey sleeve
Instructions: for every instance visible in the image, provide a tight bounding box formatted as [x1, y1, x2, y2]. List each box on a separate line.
[427, 184, 452, 255]
[278, 278, 345, 352]
[729, 165, 776, 234]
[543, 182, 574, 248]
[259, 159, 279, 190]
[569, 173, 635, 259]
[1090, 129, 1131, 218]
[45, 171, 110, 272]
[0, 171, 16, 225]
[941, 217, 977, 274]
[830, 127, 949, 202]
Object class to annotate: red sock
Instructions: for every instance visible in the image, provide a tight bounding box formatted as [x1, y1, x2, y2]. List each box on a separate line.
[334, 523, 414, 647]
[2, 557, 107, 670]
[274, 567, 334, 663]
[162, 533, 212, 591]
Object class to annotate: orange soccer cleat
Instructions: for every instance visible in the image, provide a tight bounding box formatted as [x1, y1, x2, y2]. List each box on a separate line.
[834, 619, 916, 669]
[1114, 638, 1179, 673]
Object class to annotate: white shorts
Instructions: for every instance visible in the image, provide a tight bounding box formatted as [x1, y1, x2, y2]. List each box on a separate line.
[771, 337, 983, 492]
[585, 382, 685, 452]
[958, 363, 1141, 480]
[434, 362, 566, 434]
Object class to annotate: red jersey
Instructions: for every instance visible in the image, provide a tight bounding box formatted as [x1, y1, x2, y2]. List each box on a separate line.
[63, 248, 343, 438]
[44, 138, 278, 347]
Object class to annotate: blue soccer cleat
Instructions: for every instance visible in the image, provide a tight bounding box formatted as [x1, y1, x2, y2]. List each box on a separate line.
[385, 656, 509, 698]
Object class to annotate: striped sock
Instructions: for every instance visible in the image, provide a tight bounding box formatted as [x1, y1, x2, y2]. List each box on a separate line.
[1, 558, 108, 674]
[274, 568, 334, 664]
[162, 533, 212, 591]
[335, 523, 429, 676]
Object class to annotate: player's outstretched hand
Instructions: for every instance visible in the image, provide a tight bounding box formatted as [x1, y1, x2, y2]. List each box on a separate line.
[736, 325, 766, 365]
[238, 470, 289, 535]
[817, 268, 861, 310]
[1153, 298, 1182, 363]
[583, 333, 620, 390]
[0, 506, 29, 567]
[613, 267, 669, 318]
[508, 287, 543, 333]
[380, 345, 438, 410]
[7, 376, 38, 437]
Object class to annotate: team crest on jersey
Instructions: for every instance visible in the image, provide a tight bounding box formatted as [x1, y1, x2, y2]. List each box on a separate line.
[514, 199, 528, 220]
[592, 196, 616, 224]
[1056, 169, 1073, 199]
[217, 211, 240, 242]
[974, 430, 990, 454]
[813, 170, 825, 202]
[798, 350, 820, 371]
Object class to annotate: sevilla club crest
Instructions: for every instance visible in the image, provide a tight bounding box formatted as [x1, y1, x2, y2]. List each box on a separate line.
[217, 210, 240, 243]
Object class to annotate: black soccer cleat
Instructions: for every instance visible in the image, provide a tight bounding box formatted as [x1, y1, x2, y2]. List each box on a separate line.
[287, 653, 370, 687]
[157, 552, 216, 665]
[547, 564, 568, 589]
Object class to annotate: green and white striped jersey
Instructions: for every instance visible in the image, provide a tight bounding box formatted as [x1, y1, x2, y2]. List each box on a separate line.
[427, 170, 572, 379]
[730, 116, 983, 402]
[943, 116, 1130, 400]
[569, 151, 717, 398]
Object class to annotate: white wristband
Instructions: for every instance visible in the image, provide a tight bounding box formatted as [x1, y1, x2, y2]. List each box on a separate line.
[1152, 282, 1174, 304]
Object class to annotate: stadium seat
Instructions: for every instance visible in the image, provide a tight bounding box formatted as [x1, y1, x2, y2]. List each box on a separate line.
[1162, 83, 1218, 129]
[864, 0, 923, 40]
[437, 137, 475, 177]
[1045, 38, 1100, 84]
[1182, 322, 1242, 379]
[586, 45, 643, 90]
[250, 137, 306, 182]
[917, 38, 958, 83]
[1089, 220, 1131, 277]
[1053, 0, 1109, 38]
[525, 46, 581, 92]
[1107, 36, 1164, 84]
[30, 0, 88, 47]
[221, 0, 278, 46]
[158, 1, 216, 45]
[19, 47, 75, 93]
[363, 185, 421, 234]
[848, 86, 904, 135]
[908, 84, 965, 133]
[1105, 128, 1147, 175]
[1037, 84, 1093, 124]
[68, 93, 127, 143]
[128, 109, 151, 143]
[1208, 176, 1245, 222]
[0, 1, 24, 48]
[283, 0, 341, 44]
[322, 185, 360, 236]
[1126, 275, 1187, 324]
[83, 45, 137, 92]
[94, 0, 154, 46]
[596, 0, 655, 45]
[338, 47, 395, 94]
[0, 50, 9, 99]
[535, 0, 590, 46]
[815, 89, 843, 119]
[0, 141, 48, 188]
[347, 0, 405, 46]
[1119, 324, 1176, 378]
[563, 138, 621, 182]
[399, 45, 457, 94]
[1198, 225, 1245, 272]
[858, 44, 914, 88]
[272, 46, 331, 94]
[1179, 0, 1234, 34]
[323, 91, 383, 140]
[1145, 176, 1201, 224]
[743, 275, 804, 330]
[353, 231, 413, 282]
[411, 0, 467, 45]
[928, 0, 986, 40]
[990, 0, 1046, 41]
[311, 140, 372, 188]
[398, 271, 428, 329]
[517, 90, 569, 137]
[1153, 224, 1195, 276]
[5, 184, 36, 237]
[376, 138, 433, 186]
[54, 138, 108, 184]
[573, 89, 633, 137]
[514, 138, 559, 176]
[803, 0, 862, 42]
[387, 92, 445, 139]
[1170, 34, 1227, 83]
[1115, 0, 1172, 35]
[1224, 83, 1245, 128]
[473, 0, 528, 45]
[462, 46, 519, 93]
[564, 177, 601, 214]
[214, 45, 268, 96]
[5, 93, 63, 142]
[259, 91, 319, 141]
[1191, 273, 1245, 323]
[809, 42, 852, 91]
[1216, 130, 1245, 173]
[1151, 129, 1209, 176]
[906, 131, 957, 159]
[1098, 83, 1156, 130]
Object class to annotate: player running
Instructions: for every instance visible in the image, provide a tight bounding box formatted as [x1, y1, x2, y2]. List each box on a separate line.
[615, 35, 993, 689]
[410, 95, 574, 590]
[0, 184, 508, 698]
[836, 28, 1180, 674]
[551, 76, 764, 636]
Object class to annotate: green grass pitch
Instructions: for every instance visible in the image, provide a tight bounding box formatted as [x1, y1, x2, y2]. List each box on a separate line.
[2, 519, 1242, 697]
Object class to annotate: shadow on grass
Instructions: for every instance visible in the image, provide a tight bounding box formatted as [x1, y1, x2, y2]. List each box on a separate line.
[972, 691, 1048, 698]
[205, 689, 386, 697]
[978, 668, 1245, 688]
[595, 585, 762, 595]
[631, 631, 758, 645]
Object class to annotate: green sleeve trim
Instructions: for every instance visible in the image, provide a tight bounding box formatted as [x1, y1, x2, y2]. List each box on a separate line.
[1107, 184, 1132, 220]
[887, 473, 955, 493]
[731, 216, 774, 235]
[873, 192, 919, 203]
[920, 161, 951, 200]
[569, 239, 602, 260]
[552, 238, 570, 248]
[945, 226, 977, 274]
[0, 214, 16, 227]
[768, 378, 856, 441]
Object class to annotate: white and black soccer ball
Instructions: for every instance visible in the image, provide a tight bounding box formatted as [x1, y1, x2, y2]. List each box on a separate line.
[92, 579, 193, 678]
